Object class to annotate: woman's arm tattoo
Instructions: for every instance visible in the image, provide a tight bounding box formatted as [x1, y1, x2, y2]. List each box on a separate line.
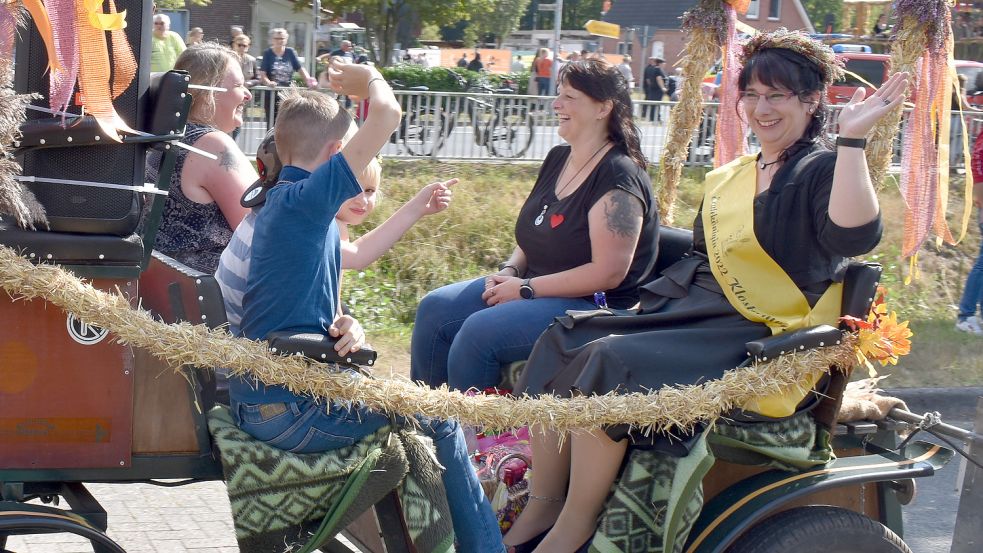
[218, 148, 239, 172]
[604, 189, 643, 238]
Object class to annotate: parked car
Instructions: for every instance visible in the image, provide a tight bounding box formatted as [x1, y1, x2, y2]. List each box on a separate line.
[829, 51, 889, 104]
[956, 59, 983, 107]
[829, 49, 983, 108]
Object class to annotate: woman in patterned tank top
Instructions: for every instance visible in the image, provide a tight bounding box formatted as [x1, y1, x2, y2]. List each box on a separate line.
[148, 42, 258, 273]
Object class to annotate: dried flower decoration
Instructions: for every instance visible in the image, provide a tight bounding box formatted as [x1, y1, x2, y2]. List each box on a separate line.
[681, 0, 728, 45]
[739, 28, 846, 88]
[894, 0, 953, 52]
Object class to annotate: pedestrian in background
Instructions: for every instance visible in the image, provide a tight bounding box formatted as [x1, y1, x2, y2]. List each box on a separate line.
[956, 128, 983, 335]
[617, 55, 634, 91]
[258, 28, 317, 125]
[534, 47, 553, 95]
[511, 55, 524, 73]
[467, 52, 484, 73]
[150, 13, 185, 72]
[232, 35, 259, 88]
[186, 27, 204, 47]
[642, 56, 667, 122]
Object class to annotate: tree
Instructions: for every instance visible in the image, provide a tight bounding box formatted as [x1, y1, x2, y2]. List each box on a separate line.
[799, 0, 842, 33]
[299, 0, 490, 66]
[155, 0, 211, 9]
[517, 0, 602, 33]
[468, 0, 532, 48]
[561, 0, 603, 31]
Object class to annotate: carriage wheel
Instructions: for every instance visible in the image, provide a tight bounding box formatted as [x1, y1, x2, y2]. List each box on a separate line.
[0, 508, 127, 553]
[726, 506, 911, 553]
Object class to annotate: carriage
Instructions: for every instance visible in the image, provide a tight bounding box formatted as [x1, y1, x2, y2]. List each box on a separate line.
[0, 2, 978, 552]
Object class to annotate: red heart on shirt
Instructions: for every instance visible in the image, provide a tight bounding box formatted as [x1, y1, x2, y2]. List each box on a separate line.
[550, 214, 564, 228]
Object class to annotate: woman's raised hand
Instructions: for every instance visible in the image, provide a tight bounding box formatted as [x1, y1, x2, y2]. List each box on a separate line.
[836, 71, 910, 139]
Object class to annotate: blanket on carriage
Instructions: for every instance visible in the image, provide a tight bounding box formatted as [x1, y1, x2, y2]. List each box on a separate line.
[207, 406, 455, 553]
[591, 410, 832, 552]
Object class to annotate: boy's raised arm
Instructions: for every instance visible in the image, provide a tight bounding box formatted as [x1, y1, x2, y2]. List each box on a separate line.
[327, 60, 401, 175]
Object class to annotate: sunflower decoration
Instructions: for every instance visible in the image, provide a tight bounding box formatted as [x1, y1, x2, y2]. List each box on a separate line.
[841, 287, 913, 376]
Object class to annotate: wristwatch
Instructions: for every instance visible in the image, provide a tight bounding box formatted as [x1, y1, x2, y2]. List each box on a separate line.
[519, 278, 536, 300]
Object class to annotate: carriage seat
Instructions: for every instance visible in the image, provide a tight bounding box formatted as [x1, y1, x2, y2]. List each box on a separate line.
[0, 219, 146, 265]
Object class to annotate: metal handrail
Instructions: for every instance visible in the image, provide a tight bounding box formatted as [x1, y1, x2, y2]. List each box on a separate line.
[233, 87, 982, 169]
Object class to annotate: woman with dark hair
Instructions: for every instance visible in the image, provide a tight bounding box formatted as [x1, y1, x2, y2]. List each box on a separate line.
[467, 52, 485, 72]
[410, 59, 658, 392]
[149, 42, 257, 273]
[502, 30, 908, 552]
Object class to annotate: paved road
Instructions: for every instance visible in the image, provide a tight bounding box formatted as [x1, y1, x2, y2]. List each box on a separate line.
[6, 454, 970, 553]
[6, 390, 979, 552]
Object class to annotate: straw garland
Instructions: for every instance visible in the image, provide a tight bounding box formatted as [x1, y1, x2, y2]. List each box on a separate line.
[659, 16, 722, 225]
[0, 243, 858, 435]
[867, 21, 921, 189]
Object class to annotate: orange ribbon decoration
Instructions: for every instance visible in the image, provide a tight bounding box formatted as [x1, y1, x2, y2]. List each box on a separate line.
[75, 0, 135, 140]
[22, 0, 61, 72]
[724, 0, 751, 15]
[106, 0, 136, 99]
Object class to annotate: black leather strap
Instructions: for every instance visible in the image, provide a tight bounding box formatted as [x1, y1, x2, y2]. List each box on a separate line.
[266, 331, 378, 367]
[745, 324, 845, 363]
[835, 136, 867, 149]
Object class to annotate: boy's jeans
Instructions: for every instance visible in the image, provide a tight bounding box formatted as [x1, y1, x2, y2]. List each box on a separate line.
[958, 218, 983, 321]
[231, 398, 505, 553]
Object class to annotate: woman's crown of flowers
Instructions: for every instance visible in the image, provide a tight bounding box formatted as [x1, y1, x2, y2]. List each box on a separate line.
[739, 28, 845, 87]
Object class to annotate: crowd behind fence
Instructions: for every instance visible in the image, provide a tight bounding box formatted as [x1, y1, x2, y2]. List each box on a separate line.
[236, 87, 983, 171]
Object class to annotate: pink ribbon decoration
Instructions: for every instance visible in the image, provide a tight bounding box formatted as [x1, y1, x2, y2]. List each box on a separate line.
[713, 2, 748, 168]
[900, 47, 953, 258]
[0, 2, 20, 61]
[47, 0, 80, 119]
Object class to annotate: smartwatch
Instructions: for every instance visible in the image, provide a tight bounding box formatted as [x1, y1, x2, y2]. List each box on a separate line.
[519, 278, 536, 300]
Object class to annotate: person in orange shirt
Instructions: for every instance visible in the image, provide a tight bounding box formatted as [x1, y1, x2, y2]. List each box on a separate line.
[534, 47, 554, 95]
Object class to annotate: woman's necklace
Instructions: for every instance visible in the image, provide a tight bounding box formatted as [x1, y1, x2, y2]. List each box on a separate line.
[534, 141, 610, 226]
[756, 152, 782, 170]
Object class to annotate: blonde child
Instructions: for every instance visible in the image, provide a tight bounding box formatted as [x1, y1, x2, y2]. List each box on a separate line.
[337, 158, 456, 270]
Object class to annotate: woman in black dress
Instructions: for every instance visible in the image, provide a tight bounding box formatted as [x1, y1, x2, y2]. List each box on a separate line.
[503, 30, 910, 553]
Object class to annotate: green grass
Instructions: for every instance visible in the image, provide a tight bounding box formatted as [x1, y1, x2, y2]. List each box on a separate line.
[347, 160, 983, 387]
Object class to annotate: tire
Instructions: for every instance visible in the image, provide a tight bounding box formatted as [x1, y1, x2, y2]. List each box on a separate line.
[402, 108, 446, 156]
[726, 506, 911, 553]
[488, 108, 534, 158]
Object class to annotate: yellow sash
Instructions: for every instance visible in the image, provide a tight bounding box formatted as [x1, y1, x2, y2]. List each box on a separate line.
[702, 155, 842, 417]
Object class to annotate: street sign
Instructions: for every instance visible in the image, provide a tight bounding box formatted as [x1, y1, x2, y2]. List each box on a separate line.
[585, 20, 620, 39]
[539, 3, 557, 10]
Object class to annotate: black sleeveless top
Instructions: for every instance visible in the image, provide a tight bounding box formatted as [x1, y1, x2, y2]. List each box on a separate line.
[148, 123, 234, 273]
[514, 145, 659, 309]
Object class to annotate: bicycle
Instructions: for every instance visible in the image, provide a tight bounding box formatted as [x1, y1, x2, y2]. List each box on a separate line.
[397, 70, 535, 158]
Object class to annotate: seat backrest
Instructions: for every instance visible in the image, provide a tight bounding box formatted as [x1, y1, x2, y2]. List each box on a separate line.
[140, 251, 229, 331]
[139, 251, 228, 410]
[653, 226, 694, 278]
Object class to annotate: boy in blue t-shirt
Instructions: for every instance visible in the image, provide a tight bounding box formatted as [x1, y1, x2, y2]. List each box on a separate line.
[229, 61, 504, 552]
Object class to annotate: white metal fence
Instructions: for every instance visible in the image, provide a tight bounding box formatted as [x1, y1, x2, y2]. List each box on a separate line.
[236, 87, 983, 170]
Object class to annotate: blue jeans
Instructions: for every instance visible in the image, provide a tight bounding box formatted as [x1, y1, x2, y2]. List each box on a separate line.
[958, 219, 983, 320]
[410, 277, 595, 390]
[231, 398, 504, 553]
